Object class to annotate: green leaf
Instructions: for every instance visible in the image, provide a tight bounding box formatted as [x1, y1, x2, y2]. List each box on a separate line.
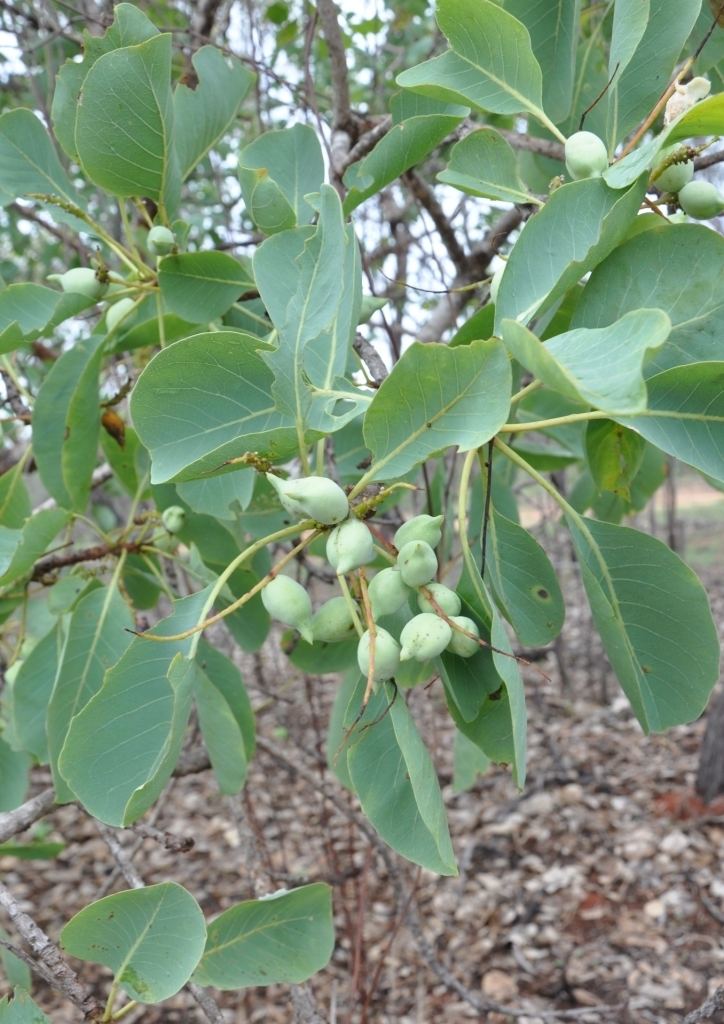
[0, 737, 28, 811]
[192, 884, 334, 989]
[10, 624, 64, 763]
[494, 176, 646, 332]
[32, 335, 105, 511]
[397, 0, 552, 132]
[567, 516, 719, 732]
[158, 251, 252, 323]
[58, 590, 210, 825]
[47, 587, 134, 802]
[615, 362, 724, 483]
[503, 0, 581, 123]
[0, 841, 64, 859]
[176, 471, 255, 520]
[60, 883, 206, 1003]
[363, 340, 511, 482]
[0, 462, 31, 529]
[0, 284, 92, 355]
[197, 641, 255, 757]
[437, 127, 541, 206]
[0, 109, 82, 210]
[0, 509, 70, 591]
[604, 0, 702, 148]
[585, 420, 646, 498]
[192, 652, 252, 795]
[485, 509, 565, 646]
[0, 926, 31, 991]
[0, 990, 50, 1023]
[571, 224, 724, 375]
[174, 46, 254, 180]
[254, 185, 365, 437]
[239, 124, 324, 227]
[131, 330, 299, 482]
[75, 34, 179, 209]
[343, 95, 466, 213]
[439, 639, 500, 723]
[51, 2, 158, 161]
[347, 683, 457, 875]
[452, 730, 491, 793]
[501, 309, 671, 413]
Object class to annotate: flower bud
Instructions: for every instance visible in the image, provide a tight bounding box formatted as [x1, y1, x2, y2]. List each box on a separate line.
[417, 583, 461, 616]
[47, 267, 107, 299]
[397, 540, 437, 587]
[678, 180, 724, 219]
[161, 505, 186, 534]
[368, 567, 410, 618]
[357, 627, 400, 681]
[261, 575, 313, 642]
[311, 596, 357, 643]
[326, 519, 375, 575]
[266, 473, 349, 525]
[446, 616, 480, 658]
[105, 297, 135, 333]
[147, 225, 176, 256]
[653, 146, 694, 194]
[394, 514, 443, 551]
[399, 613, 452, 662]
[564, 131, 608, 180]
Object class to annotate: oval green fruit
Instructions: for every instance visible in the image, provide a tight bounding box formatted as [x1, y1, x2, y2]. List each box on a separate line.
[326, 519, 375, 575]
[161, 505, 186, 534]
[105, 297, 136, 333]
[266, 474, 349, 525]
[357, 627, 400, 680]
[564, 131, 608, 179]
[417, 583, 461, 616]
[678, 180, 724, 219]
[47, 267, 107, 299]
[368, 567, 410, 618]
[394, 514, 443, 550]
[397, 540, 438, 587]
[311, 596, 356, 643]
[399, 613, 452, 662]
[261, 575, 313, 642]
[446, 616, 480, 658]
[147, 225, 176, 255]
[654, 146, 694, 193]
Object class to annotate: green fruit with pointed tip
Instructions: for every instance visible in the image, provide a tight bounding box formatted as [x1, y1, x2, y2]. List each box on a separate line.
[161, 505, 186, 534]
[326, 519, 375, 575]
[417, 583, 461, 616]
[654, 146, 694, 193]
[266, 474, 349, 525]
[394, 514, 443, 551]
[399, 613, 452, 662]
[105, 297, 135, 333]
[397, 540, 438, 587]
[678, 180, 724, 219]
[564, 131, 608, 179]
[261, 575, 313, 642]
[47, 267, 107, 299]
[357, 627, 400, 681]
[368, 567, 410, 618]
[311, 596, 356, 643]
[446, 616, 480, 658]
[147, 225, 176, 255]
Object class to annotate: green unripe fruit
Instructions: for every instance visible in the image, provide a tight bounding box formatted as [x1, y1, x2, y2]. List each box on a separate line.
[654, 146, 694, 193]
[47, 267, 107, 299]
[399, 613, 452, 662]
[161, 505, 186, 534]
[397, 540, 438, 587]
[564, 131, 608, 179]
[417, 583, 461, 616]
[147, 225, 176, 255]
[266, 474, 349, 525]
[489, 263, 505, 305]
[357, 627, 400, 681]
[311, 596, 357, 643]
[678, 180, 724, 219]
[368, 567, 410, 618]
[394, 514, 443, 551]
[326, 519, 375, 575]
[446, 616, 480, 658]
[261, 575, 313, 643]
[105, 297, 135, 333]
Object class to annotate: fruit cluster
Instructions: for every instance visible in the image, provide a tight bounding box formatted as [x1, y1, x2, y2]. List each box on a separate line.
[252, 474, 481, 684]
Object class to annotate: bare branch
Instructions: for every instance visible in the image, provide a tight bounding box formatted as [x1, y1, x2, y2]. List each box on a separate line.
[403, 169, 469, 275]
[683, 987, 724, 1023]
[316, 0, 354, 175]
[0, 787, 55, 844]
[342, 115, 392, 171]
[353, 333, 388, 387]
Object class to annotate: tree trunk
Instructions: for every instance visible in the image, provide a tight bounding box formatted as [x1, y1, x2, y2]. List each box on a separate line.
[696, 686, 724, 803]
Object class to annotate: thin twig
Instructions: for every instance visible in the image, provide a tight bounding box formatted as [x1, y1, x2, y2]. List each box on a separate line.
[0, 787, 55, 843]
[683, 987, 724, 1024]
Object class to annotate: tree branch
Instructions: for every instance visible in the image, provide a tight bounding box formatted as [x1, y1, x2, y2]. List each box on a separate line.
[0, 787, 55, 844]
[353, 333, 388, 387]
[683, 987, 724, 1023]
[31, 538, 146, 581]
[403, 169, 469, 276]
[316, 0, 354, 175]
